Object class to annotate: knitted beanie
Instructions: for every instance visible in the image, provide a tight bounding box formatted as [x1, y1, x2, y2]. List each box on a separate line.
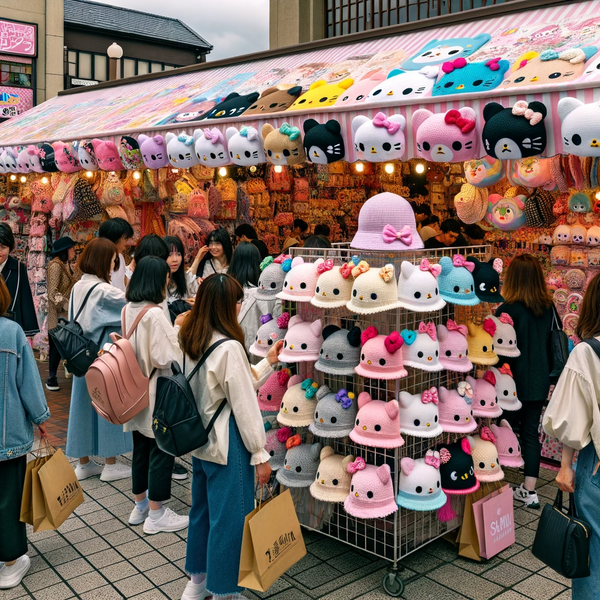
[354, 328, 407, 380]
[490, 419, 524, 468]
[277, 257, 324, 302]
[488, 314, 520, 357]
[315, 326, 362, 376]
[397, 451, 447, 512]
[401, 323, 443, 372]
[438, 256, 480, 306]
[489, 365, 522, 411]
[438, 438, 480, 495]
[468, 256, 504, 303]
[257, 370, 298, 412]
[351, 192, 423, 251]
[467, 321, 499, 365]
[350, 393, 404, 448]
[437, 321, 473, 373]
[279, 316, 323, 363]
[277, 378, 323, 427]
[309, 388, 358, 438]
[398, 388, 443, 438]
[438, 384, 477, 434]
[277, 442, 322, 488]
[249, 312, 290, 358]
[397, 259, 446, 312]
[344, 461, 398, 519]
[310, 447, 354, 503]
[346, 262, 401, 314]
[255, 255, 287, 301]
[265, 426, 293, 471]
[454, 183, 488, 225]
[468, 374, 502, 419]
[311, 261, 354, 308]
[472, 429, 504, 483]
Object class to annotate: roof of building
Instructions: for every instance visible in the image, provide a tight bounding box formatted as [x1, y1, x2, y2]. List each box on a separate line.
[64, 0, 213, 51]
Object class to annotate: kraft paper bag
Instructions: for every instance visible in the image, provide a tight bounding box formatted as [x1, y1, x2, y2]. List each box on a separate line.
[472, 484, 515, 559]
[238, 489, 306, 592]
[32, 459, 53, 532]
[20, 455, 49, 525]
[457, 487, 488, 562]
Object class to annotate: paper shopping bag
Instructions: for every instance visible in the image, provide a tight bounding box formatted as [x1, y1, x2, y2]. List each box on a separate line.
[457, 487, 490, 562]
[20, 455, 49, 525]
[37, 448, 84, 530]
[472, 484, 515, 559]
[238, 489, 306, 592]
[32, 459, 53, 532]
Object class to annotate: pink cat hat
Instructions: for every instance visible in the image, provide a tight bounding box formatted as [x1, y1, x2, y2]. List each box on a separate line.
[490, 419, 524, 468]
[354, 327, 407, 380]
[279, 316, 323, 362]
[468, 374, 503, 419]
[350, 392, 404, 449]
[277, 257, 324, 302]
[437, 320, 473, 373]
[344, 460, 398, 519]
[438, 383, 477, 434]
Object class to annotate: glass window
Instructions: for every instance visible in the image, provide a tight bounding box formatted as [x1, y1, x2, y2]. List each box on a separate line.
[94, 54, 107, 81]
[164, 65, 175, 71]
[137, 61, 149, 75]
[68, 51, 77, 63]
[78, 52, 92, 79]
[123, 58, 136, 79]
[151, 62, 162, 73]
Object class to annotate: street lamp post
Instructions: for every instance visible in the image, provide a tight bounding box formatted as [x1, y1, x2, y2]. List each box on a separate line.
[107, 43, 123, 81]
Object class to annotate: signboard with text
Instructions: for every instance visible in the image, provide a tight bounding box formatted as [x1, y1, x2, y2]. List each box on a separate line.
[0, 20, 36, 57]
[0, 87, 33, 118]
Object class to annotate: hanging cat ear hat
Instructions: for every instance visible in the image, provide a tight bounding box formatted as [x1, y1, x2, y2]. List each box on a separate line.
[250, 312, 290, 358]
[344, 461, 398, 519]
[438, 255, 480, 306]
[311, 260, 355, 308]
[438, 383, 477, 434]
[401, 322, 443, 372]
[490, 419, 524, 468]
[397, 451, 447, 512]
[468, 256, 504, 304]
[437, 320, 473, 372]
[354, 327, 407, 380]
[310, 447, 354, 503]
[309, 388, 358, 438]
[472, 428, 505, 483]
[257, 370, 297, 412]
[277, 378, 323, 427]
[467, 320, 499, 365]
[350, 392, 404, 448]
[468, 374, 502, 419]
[277, 256, 324, 302]
[489, 364, 522, 411]
[279, 316, 323, 362]
[255, 254, 289, 300]
[487, 314, 520, 357]
[398, 388, 443, 438]
[315, 325, 362, 375]
[277, 441, 322, 488]
[397, 259, 446, 312]
[265, 426, 293, 471]
[347, 262, 401, 314]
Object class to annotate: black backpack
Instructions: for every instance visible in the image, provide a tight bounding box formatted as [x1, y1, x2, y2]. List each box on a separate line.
[153, 339, 228, 457]
[549, 306, 569, 383]
[49, 283, 101, 378]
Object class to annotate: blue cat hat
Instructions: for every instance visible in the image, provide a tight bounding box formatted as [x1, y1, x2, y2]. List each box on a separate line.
[438, 255, 480, 306]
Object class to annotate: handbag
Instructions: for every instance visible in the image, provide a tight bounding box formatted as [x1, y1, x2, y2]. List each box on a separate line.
[167, 299, 192, 325]
[549, 306, 569, 381]
[532, 490, 591, 579]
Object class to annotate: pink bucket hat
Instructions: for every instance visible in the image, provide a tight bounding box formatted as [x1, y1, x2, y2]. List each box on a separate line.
[257, 370, 298, 412]
[490, 419, 524, 468]
[466, 320, 499, 366]
[488, 313, 520, 358]
[354, 327, 407, 380]
[398, 388, 443, 438]
[489, 364, 522, 411]
[401, 322, 443, 372]
[349, 392, 404, 449]
[311, 260, 354, 308]
[437, 320, 473, 373]
[472, 428, 505, 483]
[277, 257, 324, 302]
[310, 447, 354, 503]
[277, 378, 323, 427]
[468, 374, 503, 419]
[347, 262, 401, 314]
[249, 312, 290, 358]
[438, 383, 477, 434]
[279, 316, 323, 362]
[397, 259, 446, 312]
[351, 192, 423, 251]
[344, 460, 398, 519]
[397, 452, 447, 512]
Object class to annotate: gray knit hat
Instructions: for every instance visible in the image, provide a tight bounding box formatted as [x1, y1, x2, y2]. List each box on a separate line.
[315, 326, 362, 376]
[276, 442, 322, 488]
[309, 388, 358, 438]
[255, 258, 286, 301]
[249, 312, 290, 358]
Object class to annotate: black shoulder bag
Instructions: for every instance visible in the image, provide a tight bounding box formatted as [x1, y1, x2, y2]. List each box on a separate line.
[549, 306, 569, 381]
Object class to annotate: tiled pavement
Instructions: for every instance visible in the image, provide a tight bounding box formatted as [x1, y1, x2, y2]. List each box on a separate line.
[8, 362, 571, 600]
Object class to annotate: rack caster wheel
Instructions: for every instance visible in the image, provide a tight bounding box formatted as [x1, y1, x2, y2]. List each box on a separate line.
[382, 572, 404, 597]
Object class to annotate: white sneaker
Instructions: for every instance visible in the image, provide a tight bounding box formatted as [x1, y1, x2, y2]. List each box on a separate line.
[129, 505, 149, 525]
[100, 463, 132, 482]
[0, 555, 31, 589]
[143, 507, 189, 535]
[75, 461, 104, 481]
[181, 580, 210, 600]
[513, 483, 540, 509]
[63, 361, 72, 379]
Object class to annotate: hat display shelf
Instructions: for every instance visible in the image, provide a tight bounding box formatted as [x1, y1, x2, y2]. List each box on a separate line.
[275, 243, 493, 595]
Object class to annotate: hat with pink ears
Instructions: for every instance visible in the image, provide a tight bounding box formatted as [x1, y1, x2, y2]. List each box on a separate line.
[438, 383, 477, 434]
[354, 327, 407, 380]
[344, 460, 398, 519]
[279, 316, 323, 362]
[437, 320, 473, 373]
[265, 426, 293, 471]
[401, 322, 443, 372]
[91, 139, 125, 171]
[489, 364, 521, 411]
[277, 257, 324, 302]
[468, 374, 503, 419]
[472, 428, 505, 483]
[257, 370, 296, 412]
[351, 192, 423, 251]
[250, 312, 290, 358]
[53, 141, 81, 173]
[490, 419, 524, 468]
[350, 392, 404, 448]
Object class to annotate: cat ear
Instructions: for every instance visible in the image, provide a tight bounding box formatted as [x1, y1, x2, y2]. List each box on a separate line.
[347, 326, 362, 347]
[288, 315, 304, 329]
[483, 102, 505, 123]
[310, 443, 323, 461]
[320, 446, 335, 460]
[401, 457, 415, 476]
[500, 418, 513, 431]
[463, 436, 474, 455]
[400, 261, 415, 279]
[438, 387, 449, 402]
[288, 374, 303, 389]
[357, 392, 372, 409]
[386, 400, 399, 420]
[262, 124, 274, 140]
[342, 455, 355, 469]
[437, 325, 448, 342]
[226, 127, 238, 143]
[309, 319, 323, 337]
[398, 392, 414, 409]
[322, 325, 340, 340]
[291, 256, 305, 268]
[316, 385, 331, 400]
[376, 464, 391, 485]
[303, 119, 319, 134]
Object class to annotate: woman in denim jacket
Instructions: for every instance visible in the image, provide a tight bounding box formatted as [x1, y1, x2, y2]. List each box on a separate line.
[0, 277, 50, 589]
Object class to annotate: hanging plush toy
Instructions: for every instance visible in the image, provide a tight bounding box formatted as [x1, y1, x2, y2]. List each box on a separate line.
[53, 141, 81, 173]
[336, 71, 386, 105]
[487, 189, 527, 230]
[364, 66, 438, 103]
[16, 148, 32, 173]
[464, 156, 504, 187]
[287, 78, 354, 110]
[75, 140, 98, 171]
[432, 57, 509, 97]
[302, 119, 345, 164]
[245, 85, 303, 115]
[165, 132, 199, 168]
[91, 139, 125, 171]
[559, 98, 600, 157]
[568, 192, 592, 213]
[118, 136, 144, 170]
[138, 134, 169, 169]
[225, 126, 266, 166]
[352, 112, 406, 162]
[200, 91, 260, 120]
[38, 143, 58, 173]
[25, 146, 44, 173]
[193, 128, 230, 168]
[0, 148, 17, 173]
[510, 156, 556, 190]
[262, 123, 306, 166]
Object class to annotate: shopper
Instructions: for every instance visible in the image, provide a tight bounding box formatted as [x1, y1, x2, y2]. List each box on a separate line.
[496, 254, 554, 508]
[544, 271, 600, 597]
[195, 228, 232, 280]
[179, 273, 282, 600]
[304, 235, 332, 249]
[66, 238, 132, 482]
[313, 223, 331, 240]
[0, 276, 50, 590]
[122, 257, 189, 534]
[164, 235, 200, 319]
[234, 223, 269, 260]
[419, 215, 440, 242]
[464, 224, 486, 246]
[424, 219, 466, 249]
[46, 236, 79, 391]
[0, 223, 39, 336]
[283, 218, 308, 251]
[412, 203, 432, 232]
[98, 217, 134, 292]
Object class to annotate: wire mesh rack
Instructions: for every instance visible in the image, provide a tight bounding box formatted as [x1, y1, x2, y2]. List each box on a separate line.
[281, 244, 492, 596]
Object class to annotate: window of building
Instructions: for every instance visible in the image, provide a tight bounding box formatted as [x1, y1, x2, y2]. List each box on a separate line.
[0, 60, 33, 88]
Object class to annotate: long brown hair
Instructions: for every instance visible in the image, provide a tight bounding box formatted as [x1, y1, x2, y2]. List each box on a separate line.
[0, 277, 10, 316]
[577, 271, 600, 339]
[78, 237, 117, 283]
[179, 273, 245, 360]
[501, 254, 553, 317]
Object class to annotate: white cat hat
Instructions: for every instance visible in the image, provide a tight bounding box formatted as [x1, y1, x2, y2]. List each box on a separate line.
[397, 259, 446, 312]
[398, 388, 443, 438]
[226, 125, 266, 166]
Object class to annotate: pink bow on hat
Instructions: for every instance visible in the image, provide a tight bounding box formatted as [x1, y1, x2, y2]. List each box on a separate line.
[498, 363, 513, 377]
[418, 321, 436, 341]
[447, 319, 468, 337]
[420, 258, 441, 277]
[316, 259, 334, 275]
[425, 451, 441, 469]
[499, 313, 514, 326]
[422, 387, 438, 405]
[512, 100, 543, 126]
[485, 57, 502, 71]
[439, 448, 451, 464]
[441, 57, 467, 74]
[480, 426, 497, 444]
[483, 317, 497, 337]
[347, 457, 366, 474]
[373, 112, 401, 134]
[444, 110, 476, 134]
[340, 263, 353, 279]
[273, 254, 291, 264]
[452, 255, 475, 272]
[379, 265, 394, 282]
[382, 224, 412, 245]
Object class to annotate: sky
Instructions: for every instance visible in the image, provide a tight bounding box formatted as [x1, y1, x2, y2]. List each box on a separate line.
[93, 0, 270, 61]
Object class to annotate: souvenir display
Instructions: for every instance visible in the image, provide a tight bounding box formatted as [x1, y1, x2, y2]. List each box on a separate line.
[245, 85, 302, 115]
[194, 128, 231, 167]
[226, 126, 266, 166]
[288, 79, 354, 110]
[352, 112, 406, 163]
[344, 460, 398, 519]
[397, 451, 447, 512]
[303, 119, 346, 164]
[165, 132, 199, 168]
[365, 67, 438, 103]
[350, 393, 404, 449]
[262, 123, 306, 166]
[310, 447, 354, 503]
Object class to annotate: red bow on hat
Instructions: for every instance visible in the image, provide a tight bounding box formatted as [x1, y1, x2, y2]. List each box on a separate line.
[372, 112, 401, 134]
[498, 363, 513, 377]
[382, 224, 412, 245]
[444, 110, 476, 134]
[418, 321, 436, 341]
[273, 254, 291, 264]
[441, 57, 467, 74]
[340, 263, 353, 279]
[452, 255, 475, 272]
[422, 387, 438, 405]
[499, 313, 514, 326]
[483, 371, 497, 386]
[446, 319, 468, 337]
[316, 259, 334, 275]
[420, 258, 441, 277]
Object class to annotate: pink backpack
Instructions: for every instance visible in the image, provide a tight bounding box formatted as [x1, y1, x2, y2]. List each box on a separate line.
[86, 305, 158, 425]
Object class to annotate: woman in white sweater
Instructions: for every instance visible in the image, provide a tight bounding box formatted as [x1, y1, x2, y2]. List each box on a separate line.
[122, 256, 188, 535]
[179, 273, 282, 600]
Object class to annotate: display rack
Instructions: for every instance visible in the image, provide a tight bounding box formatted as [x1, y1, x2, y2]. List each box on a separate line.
[284, 244, 492, 597]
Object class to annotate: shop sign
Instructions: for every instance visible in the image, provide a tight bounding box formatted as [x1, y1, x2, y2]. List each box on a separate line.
[0, 20, 36, 57]
[0, 86, 33, 118]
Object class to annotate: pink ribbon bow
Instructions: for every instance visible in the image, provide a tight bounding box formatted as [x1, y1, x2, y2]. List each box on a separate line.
[425, 451, 441, 469]
[441, 57, 467, 74]
[439, 448, 451, 464]
[418, 321, 436, 341]
[204, 128, 224, 145]
[382, 224, 412, 246]
[452, 255, 475, 273]
[273, 254, 291, 264]
[340, 263, 353, 279]
[483, 371, 497, 386]
[444, 109, 476, 134]
[446, 319, 468, 337]
[379, 265, 394, 283]
[422, 387, 438, 405]
[485, 57, 502, 71]
[373, 112, 401, 134]
[512, 100, 544, 126]
[316, 259, 334, 275]
[347, 457, 366, 474]
[420, 258, 441, 277]
[480, 426, 496, 444]
[499, 313, 514, 326]
[498, 363, 513, 377]
[483, 317, 497, 337]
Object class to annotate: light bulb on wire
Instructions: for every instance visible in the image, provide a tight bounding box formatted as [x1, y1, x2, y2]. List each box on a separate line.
[9, 174, 16, 181]
[218, 167, 227, 177]
[355, 162, 364, 173]
[41, 177, 49, 185]
[274, 165, 283, 173]
[384, 163, 394, 174]
[133, 171, 141, 180]
[86, 171, 93, 178]
[415, 163, 426, 174]
[20, 175, 26, 183]
[249, 165, 257, 173]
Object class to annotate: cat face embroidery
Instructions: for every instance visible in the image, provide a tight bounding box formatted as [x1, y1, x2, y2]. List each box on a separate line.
[165, 132, 199, 168]
[193, 128, 230, 167]
[352, 113, 406, 162]
[288, 78, 354, 110]
[401, 34, 492, 70]
[365, 67, 438, 103]
[303, 119, 345, 164]
[201, 91, 260, 120]
[432, 58, 509, 96]
[262, 123, 306, 166]
[226, 126, 266, 166]
[245, 85, 303, 114]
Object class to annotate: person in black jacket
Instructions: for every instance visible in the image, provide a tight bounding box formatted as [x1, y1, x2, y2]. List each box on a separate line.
[495, 254, 554, 509]
[0, 223, 39, 336]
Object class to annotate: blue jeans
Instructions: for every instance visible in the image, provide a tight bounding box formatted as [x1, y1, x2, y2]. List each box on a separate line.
[186, 417, 254, 596]
[573, 442, 600, 599]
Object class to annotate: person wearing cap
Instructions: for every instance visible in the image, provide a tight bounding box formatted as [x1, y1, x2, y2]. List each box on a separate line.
[46, 237, 79, 391]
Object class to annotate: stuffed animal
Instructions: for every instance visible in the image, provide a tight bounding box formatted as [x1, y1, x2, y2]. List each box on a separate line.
[38, 143, 58, 173]
[336, 71, 386, 105]
[413, 107, 479, 163]
[568, 192, 592, 213]
[559, 98, 600, 157]
[91, 139, 125, 171]
[262, 123, 306, 166]
[482, 101, 548, 159]
[302, 119, 345, 164]
[118, 136, 144, 170]
[487, 190, 527, 231]
[138, 134, 169, 169]
[200, 91, 260, 120]
[586, 225, 600, 247]
[352, 112, 406, 162]
[193, 128, 230, 168]
[400, 34, 491, 70]
[571, 224, 587, 246]
[74, 141, 98, 171]
[510, 156, 556, 190]
[16, 148, 32, 173]
[432, 57, 509, 97]
[364, 66, 438, 103]
[226, 126, 266, 166]
[464, 156, 504, 187]
[165, 132, 199, 168]
[53, 141, 81, 173]
[245, 85, 303, 114]
[553, 224, 572, 245]
[0, 148, 17, 173]
[287, 78, 354, 110]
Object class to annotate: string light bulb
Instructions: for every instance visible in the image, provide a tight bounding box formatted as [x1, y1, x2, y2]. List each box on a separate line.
[273, 165, 283, 173]
[384, 163, 394, 174]
[415, 163, 426, 174]
[218, 167, 227, 177]
[41, 177, 49, 184]
[133, 171, 141, 180]
[171, 168, 179, 174]
[9, 174, 16, 181]
[596, 191, 600, 201]
[86, 171, 93, 178]
[249, 165, 257, 173]
[355, 162, 364, 173]
[20, 175, 26, 183]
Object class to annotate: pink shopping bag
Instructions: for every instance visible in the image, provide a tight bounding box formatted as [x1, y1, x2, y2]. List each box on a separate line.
[472, 484, 515, 559]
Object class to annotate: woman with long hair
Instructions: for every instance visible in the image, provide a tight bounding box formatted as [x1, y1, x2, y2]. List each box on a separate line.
[194, 228, 232, 280]
[179, 274, 282, 600]
[544, 271, 600, 596]
[163, 236, 201, 323]
[495, 254, 555, 508]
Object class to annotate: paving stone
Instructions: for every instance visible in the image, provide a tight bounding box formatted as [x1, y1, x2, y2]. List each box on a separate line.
[539, 566, 572, 588]
[94, 518, 129, 536]
[81, 509, 115, 526]
[250, 577, 292, 598]
[115, 539, 153, 559]
[129, 552, 168, 571]
[113, 574, 154, 598]
[160, 579, 189, 600]
[158, 541, 187, 561]
[422, 538, 460, 562]
[130, 591, 170, 600]
[497, 543, 525, 560]
[69, 571, 111, 594]
[99, 493, 132, 508]
[79, 585, 124, 600]
[513, 573, 567, 600]
[401, 577, 464, 600]
[514, 526, 537, 547]
[100, 562, 140, 583]
[452, 555, 501, 575]
[145, 533, 181, 549]
[513, 509, 540, 526]
[483, 562, 530, 587]
[285, 552, 322, 577]
[30, 582, 74, 600]
[74, 536, 111, 555]
[326, 550, 375, 575]
[56, 517, 87, 533]
[491, 592, 532, 600]
[0, 584, 29, 599]
[75, 500, 102, 515]
[22, 569, 61, 592]
[86, 548, 124, 568]
[509, 548, 547, 572]
[307, 537, 349, 561]
[63, 527, 98, 544]
[426, 563, 503, 599]
[552, 591, 572, 600]
[104, 528, 141, 546]
[144, 564, 185, 586]
[399, 550, 444, 574]
[292, 563, 343, 589]
[30, 536, 69, 554]
[27, 553, 50, 574]
[267, 590, 314, 600]
[55, 558, 95, 579]
[44, 545, 81, 566]
[86, 485, 120, 500]
[317, 567, 388, 600]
